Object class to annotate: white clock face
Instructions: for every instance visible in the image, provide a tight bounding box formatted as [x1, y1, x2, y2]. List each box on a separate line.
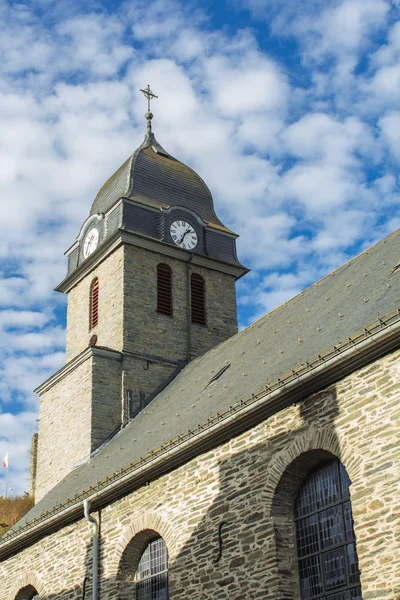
[83, 228, 99, 258]
[170, 220, 198, 250]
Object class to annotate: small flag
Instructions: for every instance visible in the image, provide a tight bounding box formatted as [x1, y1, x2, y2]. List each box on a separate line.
[3, 453, 8, 468]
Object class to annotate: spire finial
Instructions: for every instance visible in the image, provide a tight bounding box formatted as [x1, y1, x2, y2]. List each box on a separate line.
[140, 84, 158, 133]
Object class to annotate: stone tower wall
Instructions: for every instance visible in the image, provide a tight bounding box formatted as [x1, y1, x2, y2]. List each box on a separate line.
[65, 246, 124, 362]
[123, 245, 238, 362]
[90, 353, 123, 451]
[3, 349, 399, 600]
[65, 244, 238, 366]
[35, 351, 124, 503]
[120, 355, 177, 424]
[40, 241, 238, 503]
[28, 433, 38, 500]
[35, 357, 94, 503]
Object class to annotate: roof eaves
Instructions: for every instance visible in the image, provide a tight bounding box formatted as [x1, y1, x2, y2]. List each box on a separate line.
[1, 306, 399, 559]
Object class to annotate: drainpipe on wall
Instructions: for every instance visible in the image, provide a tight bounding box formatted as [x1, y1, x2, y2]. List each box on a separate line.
[186, 254, 193, 362]
[83, 499, 99, 600]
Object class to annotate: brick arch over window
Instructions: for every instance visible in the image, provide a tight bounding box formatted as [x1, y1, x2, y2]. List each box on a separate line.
[108, 513, 178, 581]
[116, 524, 173, 600]
[14, 586, 39, 600]
[157, 264, 173, 316]
[89, 277, 99, 330]
[268, 442, 363, 600]
[8, 572, 45, 600]
[264, 427, 363, 515]
[118, 529, 167, 581]
[190, 273, 206, 325]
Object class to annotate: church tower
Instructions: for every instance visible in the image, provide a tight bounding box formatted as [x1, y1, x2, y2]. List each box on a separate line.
[32, 88, 247, 502]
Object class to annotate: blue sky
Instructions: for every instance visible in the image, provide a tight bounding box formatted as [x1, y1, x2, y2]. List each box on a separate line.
[0, 0, 399, 495]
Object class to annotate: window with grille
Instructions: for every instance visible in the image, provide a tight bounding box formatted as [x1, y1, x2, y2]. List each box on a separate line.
[89, 278, 99, 330]
[157, 264, 173, 316]
[294, 459, 363, 600]
[190, 273, 206, 325]
[136, 537, 168, 600]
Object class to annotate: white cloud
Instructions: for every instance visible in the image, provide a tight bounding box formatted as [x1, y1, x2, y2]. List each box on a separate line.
[379, 111, 400, 160]
[205, 54, 289, 117]
[281, 114, 376, 166]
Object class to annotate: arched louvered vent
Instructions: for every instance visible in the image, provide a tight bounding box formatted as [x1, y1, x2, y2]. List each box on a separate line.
[157, 264, 173, 316]
[191, 273, 206, 325]
[90, 278, 99, 330]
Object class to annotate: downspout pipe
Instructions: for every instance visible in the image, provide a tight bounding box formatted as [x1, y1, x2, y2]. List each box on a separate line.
[186, 254, 193, 362]
[84, 499, 99, 600]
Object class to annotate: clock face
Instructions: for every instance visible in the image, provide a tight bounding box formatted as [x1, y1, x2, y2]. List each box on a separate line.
[83, 228, 99, 258]
[170, 220, 198, 250]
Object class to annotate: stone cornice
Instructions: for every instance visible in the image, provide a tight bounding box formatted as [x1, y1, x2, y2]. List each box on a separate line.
[55, 229, 248, 293]
[34, 346, 122, 395]
[34, 346, 181, 396]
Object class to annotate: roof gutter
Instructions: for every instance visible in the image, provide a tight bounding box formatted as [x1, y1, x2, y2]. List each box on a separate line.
[1, 315, 399, 560]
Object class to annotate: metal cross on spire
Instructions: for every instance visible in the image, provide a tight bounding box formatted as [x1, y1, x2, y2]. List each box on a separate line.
[140, 85, 158, 133]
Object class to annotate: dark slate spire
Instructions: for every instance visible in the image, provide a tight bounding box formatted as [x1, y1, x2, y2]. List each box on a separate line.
[89, 88, 233, 233]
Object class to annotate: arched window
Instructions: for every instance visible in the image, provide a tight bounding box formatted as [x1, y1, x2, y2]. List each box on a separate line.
[190, 273, 206, 325]
[14, 585, 40, 600]
[89, 278, 99, 330]
[294, 459, 362, 600]
[136, 536, 168, 600]
[157, 264, 173, 316]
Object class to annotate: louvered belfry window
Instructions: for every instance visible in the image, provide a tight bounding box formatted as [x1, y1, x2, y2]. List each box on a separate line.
[157, 264, 173, 316]
[294, 459, 363, 600]
[90, 278, 99, 330]
[191, 273, 206, 325]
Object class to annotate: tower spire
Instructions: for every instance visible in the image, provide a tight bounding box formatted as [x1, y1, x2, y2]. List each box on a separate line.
[140, 84, 158, 134]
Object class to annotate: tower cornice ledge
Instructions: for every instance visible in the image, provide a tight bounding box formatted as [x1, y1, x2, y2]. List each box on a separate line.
[34, 346, 183, 396]
[34, 346, 122, 396]
[55, 229, 249, 294]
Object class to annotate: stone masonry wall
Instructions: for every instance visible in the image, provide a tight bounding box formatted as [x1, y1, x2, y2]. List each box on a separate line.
[189, 262, 238, 360]
[65, 243, 237, 366]
[65, 246, 124, 362]
[5, 349, 399, 600]
[121, 355, 177, 423]
[91, 354, 122, 451]
[35, 357, 94, 503]
[123, 245, 238, 362]
[29, 433, 38, 500]
[35, 352, 124, 502]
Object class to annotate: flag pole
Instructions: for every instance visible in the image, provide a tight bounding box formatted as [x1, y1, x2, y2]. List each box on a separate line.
[3, 453, 9, 499]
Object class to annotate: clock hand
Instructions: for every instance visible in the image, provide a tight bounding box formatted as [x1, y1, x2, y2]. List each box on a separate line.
[178, 228, 191, 245]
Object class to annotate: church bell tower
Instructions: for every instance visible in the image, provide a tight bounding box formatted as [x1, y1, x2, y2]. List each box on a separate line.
[33, 88, 248, 502]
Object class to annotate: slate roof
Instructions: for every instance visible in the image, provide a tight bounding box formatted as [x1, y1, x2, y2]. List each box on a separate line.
[3, 228, 400, 540]
[90, 132, 232, 233]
